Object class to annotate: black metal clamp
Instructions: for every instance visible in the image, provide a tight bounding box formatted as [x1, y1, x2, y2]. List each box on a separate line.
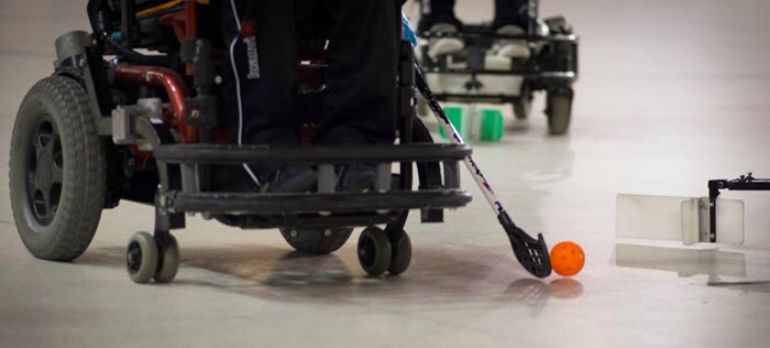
[708, 172, 770, 242]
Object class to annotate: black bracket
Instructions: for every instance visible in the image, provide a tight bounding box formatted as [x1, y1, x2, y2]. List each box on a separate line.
[708, 172, 770, 242]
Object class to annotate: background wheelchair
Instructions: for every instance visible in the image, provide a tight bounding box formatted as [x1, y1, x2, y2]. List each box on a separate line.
[412, 0, 578, 135]
[9, 0, 474, 284]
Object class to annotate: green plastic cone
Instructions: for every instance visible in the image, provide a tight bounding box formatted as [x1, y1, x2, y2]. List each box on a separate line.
[480, 109, 504, 142]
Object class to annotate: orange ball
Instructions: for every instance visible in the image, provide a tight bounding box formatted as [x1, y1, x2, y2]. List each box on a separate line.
[550, 241, 585, 277]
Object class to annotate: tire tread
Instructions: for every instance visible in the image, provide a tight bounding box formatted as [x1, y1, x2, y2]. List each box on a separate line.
[10, 76, 105, 261]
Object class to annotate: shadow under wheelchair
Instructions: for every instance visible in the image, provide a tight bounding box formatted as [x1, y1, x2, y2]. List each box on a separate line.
[79, 242, 583, 308]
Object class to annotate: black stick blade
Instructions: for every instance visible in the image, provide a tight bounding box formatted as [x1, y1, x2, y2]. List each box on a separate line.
[499, 212, 552, 278]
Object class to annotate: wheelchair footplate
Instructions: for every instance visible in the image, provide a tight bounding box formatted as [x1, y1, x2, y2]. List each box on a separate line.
[113, 140, 474, 283]
[153, 143, 472, 229]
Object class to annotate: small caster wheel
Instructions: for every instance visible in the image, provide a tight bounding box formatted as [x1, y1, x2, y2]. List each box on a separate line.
[126, 231, 158, 284]
[388, 231, 412, 276]
[513, 98, 531, 121]
[357, 226, 392, 277]
[154, 234, 180, 284]
[546, 88, 573, 135]
[511, 101, 531, 131]
[513, 83, 532, 121]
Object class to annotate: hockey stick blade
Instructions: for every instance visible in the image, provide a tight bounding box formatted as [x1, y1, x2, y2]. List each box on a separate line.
[498, 212, 552, 278]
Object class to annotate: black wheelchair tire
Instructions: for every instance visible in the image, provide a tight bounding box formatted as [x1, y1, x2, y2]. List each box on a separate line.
[546, 89, 573, 135]
[9, 76, 106, 261]
[280, 227, 354, 255]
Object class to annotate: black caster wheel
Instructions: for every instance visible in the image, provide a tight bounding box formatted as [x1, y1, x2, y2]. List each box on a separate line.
[513, 83, 532, 121]
[280, 228, 353, 255]
[546, 88, 573, 135]
[513, 98, 531, 121]
[388, 231, 412, 276]
[357, 226, 392, 277]
[154, 234, 180, 284]
[126, 231, 159, 284]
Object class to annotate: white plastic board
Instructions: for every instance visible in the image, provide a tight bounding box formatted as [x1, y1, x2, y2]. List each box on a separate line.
[616, 194, 744, 245]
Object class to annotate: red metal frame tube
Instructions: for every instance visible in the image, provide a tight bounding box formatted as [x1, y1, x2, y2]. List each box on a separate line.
[112, 64, 198, 142]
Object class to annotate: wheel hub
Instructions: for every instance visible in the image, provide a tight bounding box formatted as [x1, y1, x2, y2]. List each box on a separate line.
[34, 149, 54, 189]
[359, 238, 376, 266]
[27, 119, 63, 225]
[126, 241, 143, 273]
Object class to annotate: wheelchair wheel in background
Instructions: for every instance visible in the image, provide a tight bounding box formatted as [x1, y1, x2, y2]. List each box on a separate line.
[280, 228, 354, 254]
[513, 98, 531, 121]
[513, 84, 532, 121]
[9, 76, 106, 261]
[546, 88, 574, 135]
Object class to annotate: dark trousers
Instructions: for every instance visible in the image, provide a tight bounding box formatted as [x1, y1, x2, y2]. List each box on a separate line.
[222, 0, 398, 146]
[428, 0, 531, 30]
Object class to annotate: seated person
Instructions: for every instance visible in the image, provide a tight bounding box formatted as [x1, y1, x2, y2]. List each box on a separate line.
[420, 0, 532, 59]
[221, 0, 399, 193]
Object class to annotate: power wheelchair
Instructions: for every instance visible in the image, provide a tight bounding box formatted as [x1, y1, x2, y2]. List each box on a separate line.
[10, 0, 555, 284]
[413, 0, 578, 135]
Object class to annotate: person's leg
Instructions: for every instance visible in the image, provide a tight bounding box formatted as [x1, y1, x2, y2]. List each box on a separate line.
[222, 0, 299, 146]
[221, 0, 315, 192]
[493, 0, 531, 30]
[313, 0, 397, 191]
[315, 0, 398, 146]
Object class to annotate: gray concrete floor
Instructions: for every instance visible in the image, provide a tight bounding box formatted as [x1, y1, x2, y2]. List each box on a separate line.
[2, 0, 770, 347]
